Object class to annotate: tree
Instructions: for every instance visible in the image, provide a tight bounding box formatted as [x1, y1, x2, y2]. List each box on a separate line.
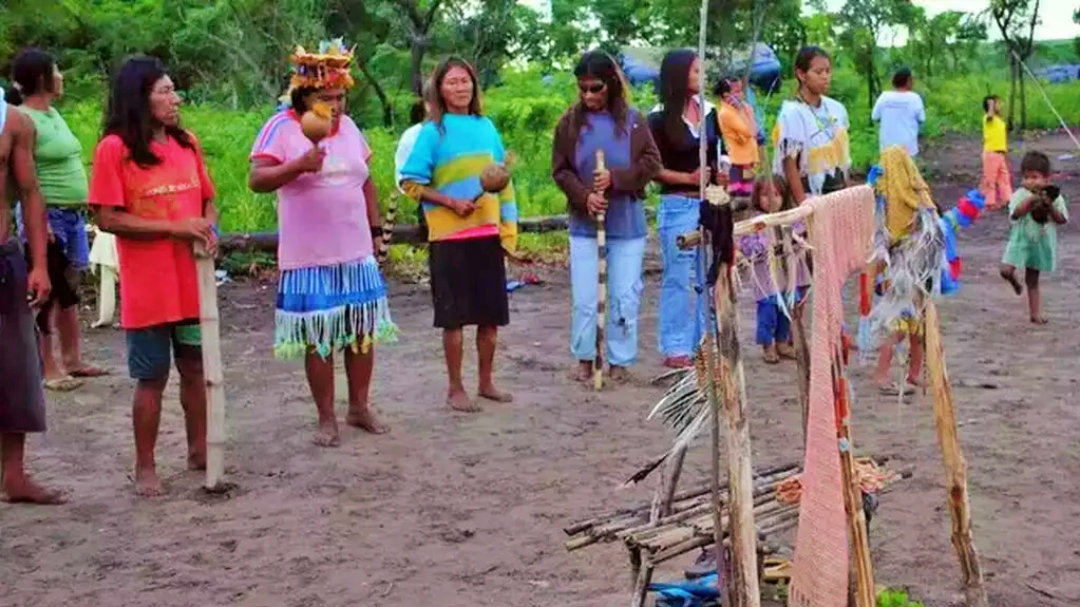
[988, 0, 1043, 130]
[838, 0, 917, 116]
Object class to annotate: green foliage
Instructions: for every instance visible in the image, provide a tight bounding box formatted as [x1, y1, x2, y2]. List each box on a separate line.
[877, 588, 925, 607]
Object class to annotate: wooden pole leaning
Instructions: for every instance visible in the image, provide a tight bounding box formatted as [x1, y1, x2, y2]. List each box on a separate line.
[593, 150, 607, 391]
[193, 241, 227, 491]
[923, 298, 989, 607]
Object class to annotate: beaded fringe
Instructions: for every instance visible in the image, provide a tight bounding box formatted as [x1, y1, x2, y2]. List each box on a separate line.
[274, 257, 398, 359]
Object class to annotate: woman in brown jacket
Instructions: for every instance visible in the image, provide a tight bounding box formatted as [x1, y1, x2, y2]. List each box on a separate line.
[551, 50, 661, 382]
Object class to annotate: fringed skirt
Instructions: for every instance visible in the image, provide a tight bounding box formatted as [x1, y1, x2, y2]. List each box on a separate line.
[274, 256, 398, 359]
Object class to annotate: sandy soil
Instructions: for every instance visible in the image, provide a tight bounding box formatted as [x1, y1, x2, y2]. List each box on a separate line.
[2, 133, 1079, 607]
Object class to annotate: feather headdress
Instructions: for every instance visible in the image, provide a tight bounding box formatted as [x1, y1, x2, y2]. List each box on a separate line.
[288, 38, 356, 92]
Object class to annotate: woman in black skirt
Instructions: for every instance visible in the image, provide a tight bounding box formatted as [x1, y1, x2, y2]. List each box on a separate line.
[398, 57, 519, 413]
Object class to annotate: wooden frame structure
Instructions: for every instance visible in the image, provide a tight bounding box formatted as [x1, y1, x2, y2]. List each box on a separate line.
[673, 198, 987, 607]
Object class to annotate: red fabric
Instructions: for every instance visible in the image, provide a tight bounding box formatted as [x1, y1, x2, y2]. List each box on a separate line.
[88, 133, 215, 329]
[956, 198, 979, 220]
[950, 258, 962, 279]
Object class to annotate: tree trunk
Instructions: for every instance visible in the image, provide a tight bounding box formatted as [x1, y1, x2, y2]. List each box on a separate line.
[357, 60, 395, 127]
[1007, 54, 1018, 132]
[1019, 59, 1028, 130]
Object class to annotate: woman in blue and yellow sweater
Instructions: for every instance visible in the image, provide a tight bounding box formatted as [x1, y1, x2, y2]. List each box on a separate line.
[399, 56, 518, 413]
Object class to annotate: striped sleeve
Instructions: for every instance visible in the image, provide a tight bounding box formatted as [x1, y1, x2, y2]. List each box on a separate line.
[250, 112, 291, 162]
[399, 123, 437, 200]
[491, 122, 518, 254]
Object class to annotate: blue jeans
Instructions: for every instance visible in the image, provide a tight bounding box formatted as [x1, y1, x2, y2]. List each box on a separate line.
[657, 195, 707, 359]
[15, 204, 90, 270]
[569, 235, 646, 366]
[755, 296, 791, 345]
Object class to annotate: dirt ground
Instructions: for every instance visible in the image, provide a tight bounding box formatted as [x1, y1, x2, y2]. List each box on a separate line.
[3, 132, 1080, 607]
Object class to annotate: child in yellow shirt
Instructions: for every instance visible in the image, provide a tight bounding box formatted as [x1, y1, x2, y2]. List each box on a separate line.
[980, 95, 1012, 210]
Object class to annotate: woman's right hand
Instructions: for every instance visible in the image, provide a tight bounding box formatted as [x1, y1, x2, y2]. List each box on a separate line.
[293, 145, 326, 174]
[685, 167, 711, 186]
[449, 198, 477, 217]
[586, 192, 607, 215]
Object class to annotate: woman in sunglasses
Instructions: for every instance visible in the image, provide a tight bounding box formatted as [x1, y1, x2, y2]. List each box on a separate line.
[551, 50, 661, 383]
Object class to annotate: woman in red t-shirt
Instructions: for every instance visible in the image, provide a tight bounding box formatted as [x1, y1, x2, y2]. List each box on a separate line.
[89, 56, 218, 498]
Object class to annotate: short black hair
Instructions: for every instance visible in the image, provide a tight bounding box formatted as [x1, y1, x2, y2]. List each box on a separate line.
[1020, 151, 1051, 176]
[892, 66, 912, 89]
[712, 77, 732, 98]
[7, 47, 58, 105]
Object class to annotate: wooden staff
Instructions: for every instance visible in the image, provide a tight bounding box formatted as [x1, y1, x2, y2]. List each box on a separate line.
[593, 150, 607, 391]
[194, 241, 227, 491]
[924, 298, 989, 607]
[378, 193, 397, 263]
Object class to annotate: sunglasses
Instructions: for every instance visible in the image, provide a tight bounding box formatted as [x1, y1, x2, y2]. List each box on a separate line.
[579, 83, 606, 94]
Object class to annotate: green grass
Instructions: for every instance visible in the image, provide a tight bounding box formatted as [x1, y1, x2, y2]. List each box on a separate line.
[62, 68, 1080, 236]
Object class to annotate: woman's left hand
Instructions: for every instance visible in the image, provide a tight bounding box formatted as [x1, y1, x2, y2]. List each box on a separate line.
[593, 169, 611, 192]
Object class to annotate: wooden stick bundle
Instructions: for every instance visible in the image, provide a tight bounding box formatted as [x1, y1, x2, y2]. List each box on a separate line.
[193, 242, 227, 490]
[594, 150, 607, 391]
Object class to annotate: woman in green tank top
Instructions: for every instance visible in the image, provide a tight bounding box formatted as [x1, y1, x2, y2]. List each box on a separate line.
[9, 48, 106, 390]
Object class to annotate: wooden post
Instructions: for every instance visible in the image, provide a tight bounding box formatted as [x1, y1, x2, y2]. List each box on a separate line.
[713, 264, 760, 607]
[923, 299, 989, 607]
[194, 242, 227, 490]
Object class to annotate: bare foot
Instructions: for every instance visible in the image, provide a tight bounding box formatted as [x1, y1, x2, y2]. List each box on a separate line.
[906, 376, 926, 388]
[187, 452, 207, 471]
[312, 421, 341, 447]
[346, 406, 390, 434]
[478, 385, 513, 403]
[1000, 267, 1023, 295]
[1031, 316, 1049, 325]
[2, 476, 67, 504]
[572, 362, 592, 382]
[608, 366, 631, 382]
[134, 467, 164, 498]
[763, 344, 780, 365]
[448, 390, 482, 413]
[777, 343, 797, 360]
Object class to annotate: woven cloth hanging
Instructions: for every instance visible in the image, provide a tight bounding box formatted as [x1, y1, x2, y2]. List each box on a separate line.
[789, 185, 876, 607]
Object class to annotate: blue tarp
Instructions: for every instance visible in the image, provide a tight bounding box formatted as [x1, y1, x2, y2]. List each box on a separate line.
[1042, 64, 1080, 84]
[618, 43, 782, 93]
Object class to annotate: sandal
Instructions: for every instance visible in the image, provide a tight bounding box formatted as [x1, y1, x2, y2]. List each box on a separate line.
[877, 382, 914, 396]
[68, 365, 109, 378]
[44, 376, 83, 392]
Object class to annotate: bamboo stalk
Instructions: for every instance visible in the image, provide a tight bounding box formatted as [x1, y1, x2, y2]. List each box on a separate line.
[594, 150, 607, 391]
[924, 299, 989, 607]
[731, 185, 875, 236]
[194, 242, 226, 490]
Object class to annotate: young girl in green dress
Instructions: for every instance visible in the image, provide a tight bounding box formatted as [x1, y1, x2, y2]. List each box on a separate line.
[1000, 151, 1067, 324]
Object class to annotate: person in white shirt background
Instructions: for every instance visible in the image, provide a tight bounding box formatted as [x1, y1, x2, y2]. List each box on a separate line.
[394, 82, 433, 239]
[871, 66, 925, 157]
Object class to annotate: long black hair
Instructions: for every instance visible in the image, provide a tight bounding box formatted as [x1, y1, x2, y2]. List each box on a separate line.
[102, 55, 193, 169]
[658, 49, 698, 144]
[570, 50, 630, 136]
[6, 47, 58, 106]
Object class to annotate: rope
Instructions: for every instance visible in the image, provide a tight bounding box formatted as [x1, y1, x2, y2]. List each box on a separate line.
[1010, 48, 1080, 152]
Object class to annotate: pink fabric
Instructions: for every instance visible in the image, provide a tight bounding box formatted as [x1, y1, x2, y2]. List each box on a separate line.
[789, 186, 876, 607]
[251, 111, 374, 270]
[980, 151, 1013, 210]
[441, 224, 499, 241]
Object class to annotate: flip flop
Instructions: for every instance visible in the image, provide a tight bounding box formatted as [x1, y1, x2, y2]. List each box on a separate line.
[44, 377, 83, 392]
[878, 382, 914, 396]
[68, 366, 109, 378]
